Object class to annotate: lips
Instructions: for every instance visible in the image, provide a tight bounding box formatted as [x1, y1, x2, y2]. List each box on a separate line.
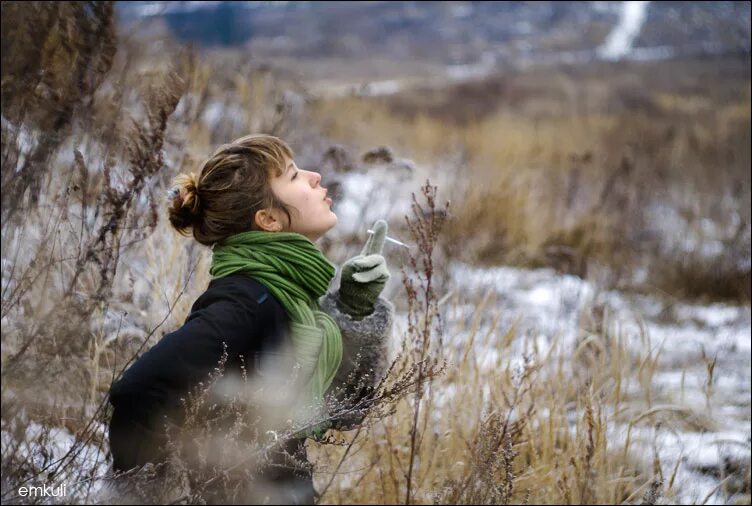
[322, 188, 328, 201]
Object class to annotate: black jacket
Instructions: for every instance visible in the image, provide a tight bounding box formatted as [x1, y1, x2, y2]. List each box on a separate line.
[108, 274, 291, 473]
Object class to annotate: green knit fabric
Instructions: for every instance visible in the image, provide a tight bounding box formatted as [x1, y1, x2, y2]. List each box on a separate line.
[209, 231, 342, 407]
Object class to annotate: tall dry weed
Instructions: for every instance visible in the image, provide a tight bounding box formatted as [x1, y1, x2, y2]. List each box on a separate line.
[1, 2, 117, 222]
[1, 4, 194, 501]
[309, 180, 675, 505]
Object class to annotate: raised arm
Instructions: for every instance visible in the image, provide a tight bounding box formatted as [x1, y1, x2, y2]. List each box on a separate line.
[319, 291, 394, 430]
[318, 220, 395, 430]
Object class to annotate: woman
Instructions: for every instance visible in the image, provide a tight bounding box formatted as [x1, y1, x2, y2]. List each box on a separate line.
[107, 134, 394, 504]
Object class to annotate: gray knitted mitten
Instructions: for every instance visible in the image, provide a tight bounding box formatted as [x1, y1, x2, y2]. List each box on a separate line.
[337, 220, 391, 319]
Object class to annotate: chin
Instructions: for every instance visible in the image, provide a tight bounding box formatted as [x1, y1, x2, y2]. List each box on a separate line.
[325, 219, 337, 233]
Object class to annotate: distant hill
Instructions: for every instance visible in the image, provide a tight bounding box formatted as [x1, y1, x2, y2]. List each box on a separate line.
[115, 1, 751, 65]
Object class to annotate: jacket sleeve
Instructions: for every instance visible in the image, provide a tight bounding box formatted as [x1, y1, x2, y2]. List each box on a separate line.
[318, 290, 394, 431]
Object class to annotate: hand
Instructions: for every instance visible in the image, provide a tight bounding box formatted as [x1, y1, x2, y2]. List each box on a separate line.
[337, 220, 391, 319]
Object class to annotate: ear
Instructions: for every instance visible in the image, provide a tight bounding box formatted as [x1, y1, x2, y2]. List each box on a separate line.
[254, 208, 283, 232]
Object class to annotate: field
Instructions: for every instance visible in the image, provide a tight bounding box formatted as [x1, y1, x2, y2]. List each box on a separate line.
[1, 4, 750, 504]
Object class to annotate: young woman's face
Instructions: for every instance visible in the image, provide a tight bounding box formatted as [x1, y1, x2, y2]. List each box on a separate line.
[257, 157, 337, 242]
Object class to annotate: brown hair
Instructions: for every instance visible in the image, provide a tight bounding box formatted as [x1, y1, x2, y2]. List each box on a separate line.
[168, 134, 296, 246]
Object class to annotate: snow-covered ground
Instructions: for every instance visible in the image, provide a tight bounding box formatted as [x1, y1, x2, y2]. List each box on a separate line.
[597, 1, 651, 61]
[3, 128, 748, 504]
[6, 257, 747, 503]
[0, 419, 112, 503]
[327, 160, 750, 503]
[395, 260, 750, 504]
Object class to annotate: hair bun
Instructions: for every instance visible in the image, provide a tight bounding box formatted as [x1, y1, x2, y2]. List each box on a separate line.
[167, 172, 201, 235]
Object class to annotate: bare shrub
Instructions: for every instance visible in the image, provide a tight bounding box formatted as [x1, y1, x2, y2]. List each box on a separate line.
[1, 5, 192, 501]
[1, 2, 117, 222]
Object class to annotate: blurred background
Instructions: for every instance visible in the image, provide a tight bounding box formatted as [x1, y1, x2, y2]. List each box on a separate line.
[1, 1, 750, 504]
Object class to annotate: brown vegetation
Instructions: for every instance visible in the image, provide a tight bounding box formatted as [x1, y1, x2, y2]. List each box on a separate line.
[1, 3, 749, 505]
[308, 57, 751, 303]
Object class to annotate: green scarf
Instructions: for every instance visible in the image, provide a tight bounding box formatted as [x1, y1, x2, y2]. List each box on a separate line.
[209, 231, 343, 407]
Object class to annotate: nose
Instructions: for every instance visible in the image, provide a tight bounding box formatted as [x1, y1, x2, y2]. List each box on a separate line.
[310, 170, 321, 187]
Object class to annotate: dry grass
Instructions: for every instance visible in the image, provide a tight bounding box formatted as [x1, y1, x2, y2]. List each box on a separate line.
[307, 57, 751, 303]
[0, 5, 303, 502]
[1, 5, 749, 505]
[309, 283, 662, 505]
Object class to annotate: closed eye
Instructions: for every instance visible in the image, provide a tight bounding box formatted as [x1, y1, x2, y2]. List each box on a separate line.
[292, 170, 298, 180]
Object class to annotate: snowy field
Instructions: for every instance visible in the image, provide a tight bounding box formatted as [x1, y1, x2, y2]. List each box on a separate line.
[436, 261, 750, 505]
[333, 163, 751, 504]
